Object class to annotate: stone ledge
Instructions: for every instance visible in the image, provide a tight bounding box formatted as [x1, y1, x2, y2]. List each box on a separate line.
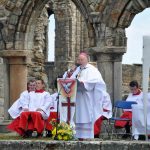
[88, 46, 126, 54]
[0, 140, 150, 150]
[0, 120, 12, 133]
[0, 50, 31, 58]
[0, 50, 32, 64]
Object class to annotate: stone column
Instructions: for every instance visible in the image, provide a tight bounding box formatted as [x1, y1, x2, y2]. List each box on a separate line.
[9, 57, 27, 104]
[89, 46, 125, 105]
[0, 50, 30, 105]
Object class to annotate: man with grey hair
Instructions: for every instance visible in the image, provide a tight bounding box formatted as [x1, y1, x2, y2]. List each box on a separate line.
[75, 52, 112, 140]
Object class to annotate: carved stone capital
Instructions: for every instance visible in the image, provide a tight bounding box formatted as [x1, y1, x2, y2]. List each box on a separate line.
[88, 46, 126, 53]
[88, 46, 126, 62]
[0, 50, 32, 64]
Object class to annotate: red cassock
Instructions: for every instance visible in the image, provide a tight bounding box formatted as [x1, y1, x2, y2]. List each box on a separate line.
[94, 116, 104, 135]
[45, 112, 57, 131]
[7, 111, 45, 135]
[94, 108, 109, 135]
[114, 111, 132, 127]
[7, 89, 52, 136]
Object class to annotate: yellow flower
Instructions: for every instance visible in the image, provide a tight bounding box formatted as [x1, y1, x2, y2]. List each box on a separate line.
[57, 135, 63, 140]
[57, 129, 66, 135]
[63, 135, 69, 141]
[52, 127, 56, 136]
[51, 122, 74, 140]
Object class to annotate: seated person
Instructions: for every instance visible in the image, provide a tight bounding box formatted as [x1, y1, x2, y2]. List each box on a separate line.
[7, 80, 36, 135]
[7, 79, 54, 138]
[8, 79, 36, 119]
[115, 80, 143, 138]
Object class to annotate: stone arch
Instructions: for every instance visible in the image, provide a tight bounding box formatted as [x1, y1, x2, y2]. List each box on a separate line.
[117, 0, 150, 28]
[0, 0, 97, 69]
[4, 0, 94, 63]
[15, 0, 50, 50]
[0, 0, 95, 50]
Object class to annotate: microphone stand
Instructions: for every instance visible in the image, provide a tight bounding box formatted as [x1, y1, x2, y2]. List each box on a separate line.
[53, 91, 60, 140]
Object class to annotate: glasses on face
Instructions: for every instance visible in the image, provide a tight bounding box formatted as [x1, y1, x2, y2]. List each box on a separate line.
[30, 84, 36, 86]
[29, 83, 36, 87]
[28, 82, 36, 89]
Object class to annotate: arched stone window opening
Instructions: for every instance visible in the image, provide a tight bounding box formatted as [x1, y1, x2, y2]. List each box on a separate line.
[48, 14, 55, 62]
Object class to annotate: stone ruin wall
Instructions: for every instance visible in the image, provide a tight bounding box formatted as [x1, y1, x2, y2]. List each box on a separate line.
[27, 7, 48, 83]
[122, 64, 150, 99]
[0, 58, 4, 122]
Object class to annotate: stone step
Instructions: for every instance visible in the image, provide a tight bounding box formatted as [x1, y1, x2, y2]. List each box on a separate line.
[0, 120, 12, 133]
[0, 140, 150, 150]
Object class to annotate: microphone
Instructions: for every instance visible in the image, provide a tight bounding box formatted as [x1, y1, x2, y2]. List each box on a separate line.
[65, 63, 81, 78]
[66, 69, 73, 78]
[75, 63, 80, 67]
[64, 63, 81, 79]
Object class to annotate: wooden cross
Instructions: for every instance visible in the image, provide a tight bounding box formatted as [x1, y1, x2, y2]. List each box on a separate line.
[61, 97, 75, 124]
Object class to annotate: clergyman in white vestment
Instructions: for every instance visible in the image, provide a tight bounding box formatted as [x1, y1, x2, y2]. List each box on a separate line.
[75, 52, 112, 139]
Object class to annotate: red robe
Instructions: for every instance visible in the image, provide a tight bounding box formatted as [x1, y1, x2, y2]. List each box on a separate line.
[45, 112, 57, 131]
[45, 93, 58, 131]
[94, 109, 109, 135]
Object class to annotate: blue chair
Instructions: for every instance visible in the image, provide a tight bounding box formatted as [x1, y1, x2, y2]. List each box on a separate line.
[110, 100, 137, 139]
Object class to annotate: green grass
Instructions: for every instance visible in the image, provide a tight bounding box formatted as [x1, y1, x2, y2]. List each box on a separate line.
[0, 134, 54, 141]
[0, 135, 22, 140]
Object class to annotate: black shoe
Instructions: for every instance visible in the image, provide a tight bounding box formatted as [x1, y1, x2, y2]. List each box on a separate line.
[46, 130, 52, 137]
[37, 133, 43, 138]
[122, 134, 130, 139]
[23, 130, 33, 138]
[94, 134, 99, 138]
[138, 135, 146, 140]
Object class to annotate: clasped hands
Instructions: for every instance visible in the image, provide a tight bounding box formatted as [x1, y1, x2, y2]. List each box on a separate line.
[76, 79, 84, 85]
[22, 108, 43, 112]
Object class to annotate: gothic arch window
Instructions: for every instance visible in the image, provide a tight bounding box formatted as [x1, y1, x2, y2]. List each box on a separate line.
[123, 8, 150, 64]
[48, 14, 55, 62]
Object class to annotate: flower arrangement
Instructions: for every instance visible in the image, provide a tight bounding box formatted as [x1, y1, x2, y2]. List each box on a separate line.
[50, 120, 75, 141]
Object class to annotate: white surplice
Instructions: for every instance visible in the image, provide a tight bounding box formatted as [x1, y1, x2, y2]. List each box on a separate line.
[8, 90, 30, 119]
[132, 104, 150, 140]
[75, 63, 112, 139]
[8, 91, 54, 120]
[50, 92, 58, 112]
[124, 92, 143, 112]
[131, 92, 150, 139]
[28, 91, 54, 120]
[94, 83, 112, 120]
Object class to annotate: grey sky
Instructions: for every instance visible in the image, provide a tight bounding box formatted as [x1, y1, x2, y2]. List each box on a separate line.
[48, 15, 55, 61]
[122, 8, 150, 64]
